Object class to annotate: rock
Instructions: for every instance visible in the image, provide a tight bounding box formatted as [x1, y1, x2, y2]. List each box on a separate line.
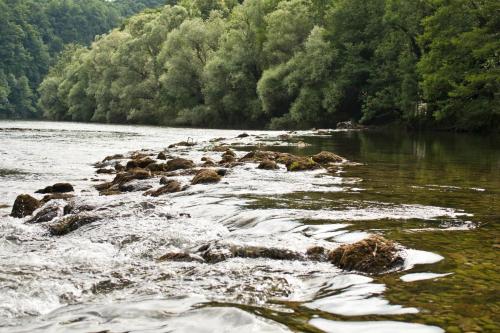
[168, 141, 195, 148]
[285, 157, 320, 171]
[119, 180, 153, 192]
[237, 133, 250, 138]
[96, 168, 115, 174]
[219, 154, 235, 164]
[102, 154, 125, 162]
[35, 183, 74, 194]
[41, 193, 75, 204]
[277, 134, 291, 141]
[157, 151, 167, 160]
[191, 169, 222, 185]
[306, 246, 327, 260]
[63, 203, 95, 215]
[158, 252, 204, 263]
[26, 202, 63, 224]
[328, 235, 404, 274]
[197, 242, 303, 263]
[216, 169, 227, 177]
[126, 157, 155, 170]
[112, 168, 151, 184]
[336, 120, 365, 130]
[166, 158, 195, 171]
[311, 151, 344, 164]
[10, 194, 41, 218]
[143, 180, 183, 197]
[201, 157, 216, 167]
[257, 159, 278, 170]
[48, 214, 100, 236]
[145, 163, 167, 172]
[222, 149, 236, 158]
[159, 176, 169, 185]
[212, 145, 231, 152]
[114, 163, 125, 172]
[130, 152, 149, 160]
[240, 150, 280, 162]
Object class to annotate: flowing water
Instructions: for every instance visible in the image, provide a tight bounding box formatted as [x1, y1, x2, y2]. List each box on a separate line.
[0, 121, 498, 333]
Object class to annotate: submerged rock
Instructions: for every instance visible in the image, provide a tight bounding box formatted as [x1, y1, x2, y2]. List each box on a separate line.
[48, 214, 100, 236]
[119, 180, 153, 192]
[10, 194, 41, 218]
[257, 159, 278, 170]
[143, 180, 183, 197]
[168, 141, 195, 148]
[311, 151, 344, 164]
[166, 158, 195, 171]
[237, 133, 250, 138]
[328, 235, 404, 274]
[158, 252, 204, 263]
[96, 168, 115, 174]
[191, 169, 222, 185]
[35, 183, 74, 194]
[102, 154, 125, 162]
[196, 242, 304, 263]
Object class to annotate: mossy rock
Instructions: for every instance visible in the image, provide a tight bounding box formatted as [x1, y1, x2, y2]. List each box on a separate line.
[286, 158, 320, 171]
[328, 235, 403, 274]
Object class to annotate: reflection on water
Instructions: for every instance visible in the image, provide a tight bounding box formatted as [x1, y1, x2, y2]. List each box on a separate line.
[0, 121, 498, 332]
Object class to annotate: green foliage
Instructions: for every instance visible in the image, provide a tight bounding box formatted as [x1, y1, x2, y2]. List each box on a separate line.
[0, 0, 170, 119]
[34, 0, 499, 131]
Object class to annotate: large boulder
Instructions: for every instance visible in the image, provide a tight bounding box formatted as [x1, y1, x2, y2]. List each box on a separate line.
[10, 194, 41, 218]
[328, 235, 404, 274]
[311, 151, 344, 164]
[143, 180, 183, 197]
[35, 183, 74, 194]
[191, 169, 222, 185]
[165, 158, 195, 171]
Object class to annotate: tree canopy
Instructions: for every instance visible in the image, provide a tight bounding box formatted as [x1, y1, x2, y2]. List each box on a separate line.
[5, 0, 499, 131]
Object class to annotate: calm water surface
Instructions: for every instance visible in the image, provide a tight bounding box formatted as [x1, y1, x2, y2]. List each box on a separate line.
[0, 121, 498, 333]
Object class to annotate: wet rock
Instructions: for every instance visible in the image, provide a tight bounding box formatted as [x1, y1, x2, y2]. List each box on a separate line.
[165, 158, 195, 171]
[126, 157, 155, 170]
[223, 149, 236, 158]
[48, 213, 100, 236]
[257, 159, 278, 170]
[336, 120, 365, 130]
[114, 162, 125, 172]
[277, 133, 291, 141]
[26, 202, 63, 224]
[328, 235, 404, 274]
[63, 203, 95, 215]
[143, 180, 183, 197]
[130, 152, 150, 160]
[198, 242, 304, 263]
[311, 151, 344, 164]
[201, 156, 216, 167]
[191, 169, 222, 185]
[96, 168, 115, 174]
[285, 157, 320, 171]
[35, 183, 74, 194]
[220, 154, 236, 164]
[10, 194, 41, 218]
[237, 133, 250, 138]
[157, 151, 168, 160]
[41, 193, 75, 204]
[158, 252, 204, 263]
[102, 154, 125, 162]
[212, 145, 231, 152]
[240, 150, 280, 162]
[159, 176, 169, 185]
[113, 168, 151, 184]
[306, 246, 327, 260]
[145, 163, 167, 172]
[168, 140, 195, 148]
[216, 169, 228, 177]
[119, 180, 153, 192]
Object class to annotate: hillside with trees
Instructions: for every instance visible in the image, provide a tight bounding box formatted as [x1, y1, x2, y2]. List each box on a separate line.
[0, 0, 170, 119]
[4, 0, 499, 131]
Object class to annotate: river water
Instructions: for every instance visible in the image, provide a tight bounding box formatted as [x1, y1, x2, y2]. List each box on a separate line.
[0, 121, 498, 332]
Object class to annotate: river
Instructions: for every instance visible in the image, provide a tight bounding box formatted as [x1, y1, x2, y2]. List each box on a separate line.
[0, 121, 498, 332]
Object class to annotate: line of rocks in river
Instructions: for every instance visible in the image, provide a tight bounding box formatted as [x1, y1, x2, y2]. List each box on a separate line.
[7, 133, 403, 274]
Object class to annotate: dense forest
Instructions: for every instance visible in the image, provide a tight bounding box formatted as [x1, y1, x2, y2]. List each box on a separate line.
[0, 0, 171, 119]
[3, 0, 499, 131]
